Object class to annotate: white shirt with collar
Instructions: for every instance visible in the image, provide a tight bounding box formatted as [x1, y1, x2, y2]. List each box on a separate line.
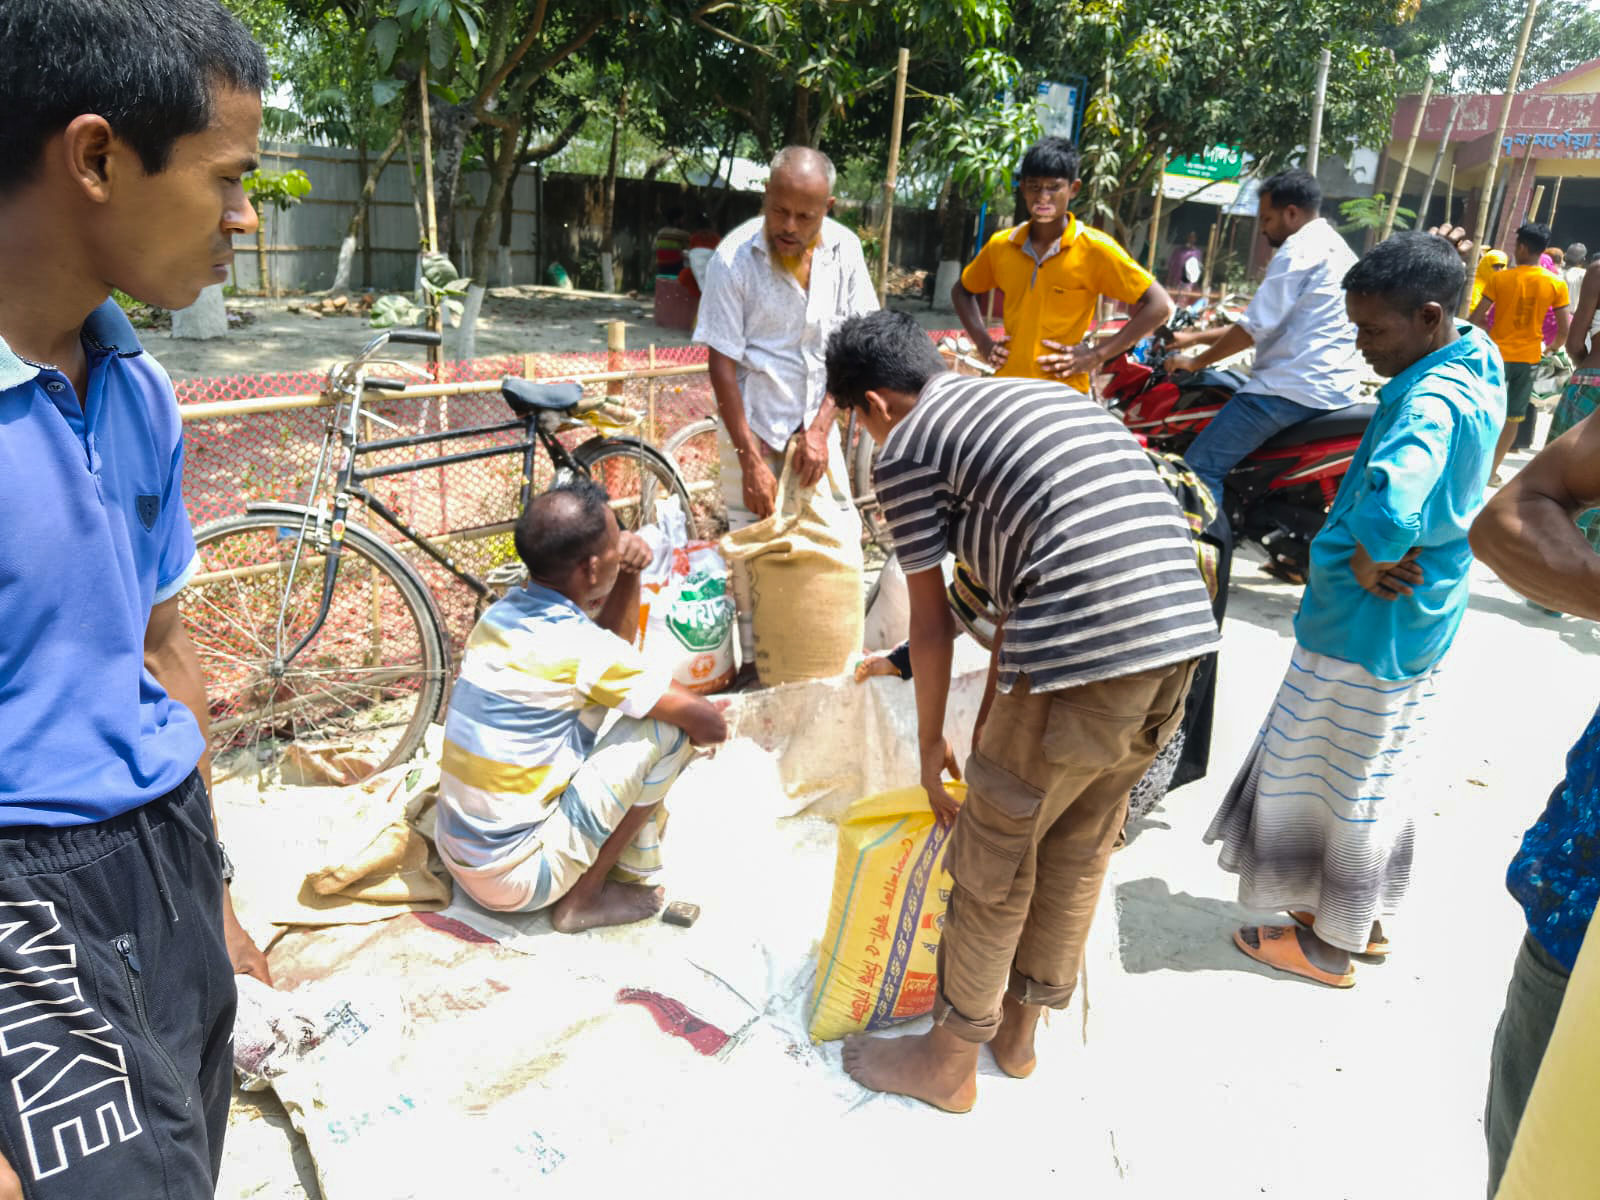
[693, 215, 879, 451]
[1237, 215, 1363, 411]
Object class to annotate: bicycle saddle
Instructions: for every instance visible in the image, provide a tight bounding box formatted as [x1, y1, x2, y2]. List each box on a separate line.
[501, 378, 583, 417]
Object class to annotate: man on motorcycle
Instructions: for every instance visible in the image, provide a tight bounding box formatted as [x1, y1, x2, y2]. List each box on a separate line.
[1166, 169, 1364, 502]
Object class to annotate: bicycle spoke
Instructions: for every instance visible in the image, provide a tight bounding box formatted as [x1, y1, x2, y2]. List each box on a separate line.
[190, 582, 274, 658]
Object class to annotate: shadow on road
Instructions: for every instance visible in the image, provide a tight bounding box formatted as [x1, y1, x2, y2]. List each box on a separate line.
[1222, 578, 1301, 637]
[1467, 592, 1600, 657]
[1114, 876, 1308, 982]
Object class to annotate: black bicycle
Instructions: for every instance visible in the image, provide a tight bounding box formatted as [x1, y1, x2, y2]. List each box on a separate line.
[181, 328, 696, 782]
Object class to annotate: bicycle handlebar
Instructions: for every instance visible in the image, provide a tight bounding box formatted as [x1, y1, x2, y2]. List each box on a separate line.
[364, 377, 411, 392]
[387, 329, 442, 347]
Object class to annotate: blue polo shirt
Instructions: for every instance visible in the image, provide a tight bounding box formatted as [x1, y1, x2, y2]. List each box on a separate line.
[0, 300, 205, 826]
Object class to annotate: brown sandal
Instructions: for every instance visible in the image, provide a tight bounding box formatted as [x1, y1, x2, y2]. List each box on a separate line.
[1287, 911, 1390, 958]
[1234, 925, 1356, 988]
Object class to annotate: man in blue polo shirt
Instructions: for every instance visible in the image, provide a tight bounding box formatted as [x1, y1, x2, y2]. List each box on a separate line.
[0, 3, 269, 1196]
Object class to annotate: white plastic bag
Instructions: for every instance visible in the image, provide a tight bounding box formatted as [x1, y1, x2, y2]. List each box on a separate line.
[637, 497, 736, 693]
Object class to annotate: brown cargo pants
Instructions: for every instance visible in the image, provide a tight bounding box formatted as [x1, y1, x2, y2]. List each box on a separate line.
[933, 658, 1198, 1041]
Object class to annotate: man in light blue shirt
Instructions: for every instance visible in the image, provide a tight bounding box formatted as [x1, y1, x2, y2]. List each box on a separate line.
[1167, 169, 1364, 500]
[1294, 293, 1504, 679]
[1206, 233, 1503, 989]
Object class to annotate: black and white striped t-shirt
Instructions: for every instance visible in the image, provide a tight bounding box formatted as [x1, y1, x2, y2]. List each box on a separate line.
[874, 372, 1221, 693]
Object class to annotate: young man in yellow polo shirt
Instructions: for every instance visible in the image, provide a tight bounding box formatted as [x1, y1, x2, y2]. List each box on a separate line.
[951, 136, 1173, 392]
[1472, 221, 1571, 480]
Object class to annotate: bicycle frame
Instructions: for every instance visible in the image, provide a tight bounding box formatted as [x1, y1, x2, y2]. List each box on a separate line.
[271, 334, 589, 669]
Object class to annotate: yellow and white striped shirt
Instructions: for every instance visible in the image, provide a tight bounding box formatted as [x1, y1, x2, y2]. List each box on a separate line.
[435, 584, 671, 870]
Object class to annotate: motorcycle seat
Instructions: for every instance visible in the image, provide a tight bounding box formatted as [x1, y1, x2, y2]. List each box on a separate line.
[1184, 366, 1248, 391]
[1260, 402, 1377, 450]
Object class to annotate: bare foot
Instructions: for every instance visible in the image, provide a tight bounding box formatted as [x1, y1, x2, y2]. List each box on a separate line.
[989, 994, 1041, 1078]
[853, 654, 899, 683]
[841, 1027, 978, 1113]
[551, 881, 664, 934]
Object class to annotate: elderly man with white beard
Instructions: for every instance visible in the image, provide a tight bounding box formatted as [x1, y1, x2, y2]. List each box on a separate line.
[693, 145, 878, 673]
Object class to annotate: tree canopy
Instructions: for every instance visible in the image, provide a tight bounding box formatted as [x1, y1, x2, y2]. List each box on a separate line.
[227, 0, 1570, 290]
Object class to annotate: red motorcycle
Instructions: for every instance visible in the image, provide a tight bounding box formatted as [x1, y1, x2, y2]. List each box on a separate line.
[1100, 340, 1374, 581]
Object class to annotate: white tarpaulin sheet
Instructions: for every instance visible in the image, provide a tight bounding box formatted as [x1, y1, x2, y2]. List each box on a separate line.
[221, 647, 1132, 1197]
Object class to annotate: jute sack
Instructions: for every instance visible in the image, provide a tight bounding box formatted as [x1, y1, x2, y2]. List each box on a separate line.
[720, 442, 864, 685]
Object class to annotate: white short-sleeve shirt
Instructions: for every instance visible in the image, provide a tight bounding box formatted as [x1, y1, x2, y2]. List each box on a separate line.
[693, 216, 879, 451]
[1237, 217, 1364, 411]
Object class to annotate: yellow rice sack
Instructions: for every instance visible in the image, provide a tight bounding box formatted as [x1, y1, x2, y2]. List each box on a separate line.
[808, 783, 961, 1042]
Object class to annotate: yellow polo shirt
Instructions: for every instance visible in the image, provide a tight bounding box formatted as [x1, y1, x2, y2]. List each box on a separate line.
[1482, 264, 1569, 365]
[960, 216, 1154, 391]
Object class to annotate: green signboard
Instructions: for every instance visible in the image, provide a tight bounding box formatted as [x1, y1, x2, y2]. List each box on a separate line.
[1168, 145, 1245, 181]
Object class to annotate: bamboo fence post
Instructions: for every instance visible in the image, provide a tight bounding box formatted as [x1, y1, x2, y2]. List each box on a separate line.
[1383, 76, 1433, 240]
[647, 344, 658, 443]
[876, 49, 911, 306]
[1462, 0, 1541, 315]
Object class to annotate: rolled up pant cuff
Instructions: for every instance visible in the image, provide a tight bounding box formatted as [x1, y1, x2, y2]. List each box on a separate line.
[1007, 966, 1077, 1009]
[931, 988, 1002, 1043]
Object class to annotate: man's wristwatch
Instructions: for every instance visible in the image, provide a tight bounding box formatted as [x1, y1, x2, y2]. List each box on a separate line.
[218, 841, 236, 884]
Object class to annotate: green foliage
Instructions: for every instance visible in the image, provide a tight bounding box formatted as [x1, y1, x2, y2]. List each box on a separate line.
[366, 0, 484, 74]
[1339, 194, 1414, 233]
[110, 289, 167, 329]
[231, 0, 1488, 287]
[913, 49, 1040, 208]
[370, 252, 471, 327]
[243, 168, 313, 211]
[1039, 0, 1415, 239]
[1405, 0, 1600, 92]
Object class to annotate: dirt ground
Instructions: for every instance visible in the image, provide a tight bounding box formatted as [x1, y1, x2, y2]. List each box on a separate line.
[154, 289, 958, 381]
[210, 412, 1597, 1198]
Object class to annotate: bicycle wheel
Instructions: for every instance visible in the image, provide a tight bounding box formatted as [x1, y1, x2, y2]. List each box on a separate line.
[181, 512, 449, 784]
[660, 416, 725, 537]
[574, 436, 700, 540]
[844, 411, 893, 553]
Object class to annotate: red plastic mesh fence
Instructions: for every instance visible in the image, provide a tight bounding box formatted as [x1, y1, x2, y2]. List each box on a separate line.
[178, 343, 719, 650]
[176, 332, 969, 653]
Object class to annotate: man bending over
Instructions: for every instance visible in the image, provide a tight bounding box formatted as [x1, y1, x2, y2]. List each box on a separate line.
[827, 311, 1218, 1111]
[435, 480, 728, 931]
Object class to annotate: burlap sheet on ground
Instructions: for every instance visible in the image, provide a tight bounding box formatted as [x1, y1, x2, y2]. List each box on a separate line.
[219, 657, 990, 1196]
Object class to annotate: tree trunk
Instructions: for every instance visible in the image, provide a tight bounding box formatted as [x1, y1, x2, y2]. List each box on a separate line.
[933, 177, 968, 312]
[636, 151, 673, 286]
[497, 149, 521, 286]
[600, 91, 626, 294]
[350, 136, 368, 291]
[786, 88, 813, 148]
[430, 99, 477, 263]
[701, 131, 738, 226]
[402, 126, 427, 293]
[457, 114, 527, 360]
[334, 126, 405, 294]
[171, 284, 228, 339]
